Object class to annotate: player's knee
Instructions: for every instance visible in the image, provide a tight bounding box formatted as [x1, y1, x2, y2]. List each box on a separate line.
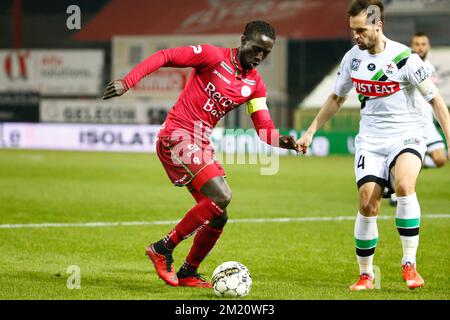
[395, 180, 415, 196]
[211, 189, 232, 209]
[209, 212, 228, 229]
[359, 194, 380, 215]
[359, 201, 379, 216]
[434, 155, 446, 168]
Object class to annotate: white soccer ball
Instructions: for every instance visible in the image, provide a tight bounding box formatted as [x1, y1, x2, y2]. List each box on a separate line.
[211, 261, 252, 298]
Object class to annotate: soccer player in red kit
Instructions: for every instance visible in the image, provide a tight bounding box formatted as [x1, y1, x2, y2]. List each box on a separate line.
[103, 21, 299, 288]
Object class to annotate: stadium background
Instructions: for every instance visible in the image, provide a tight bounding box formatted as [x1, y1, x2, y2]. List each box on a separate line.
[1, 0, 449, 155]
[0, 0, 449, 301]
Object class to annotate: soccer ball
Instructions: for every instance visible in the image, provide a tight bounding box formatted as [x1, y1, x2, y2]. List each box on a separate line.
[211, 261, 252, 298]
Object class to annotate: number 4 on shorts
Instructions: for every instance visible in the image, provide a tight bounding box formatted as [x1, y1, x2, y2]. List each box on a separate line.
[357, 155, 365, 170]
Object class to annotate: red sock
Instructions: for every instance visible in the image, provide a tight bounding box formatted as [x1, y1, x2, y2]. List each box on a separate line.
[185, 224, 223, 270]
[164, 199, 223, 250]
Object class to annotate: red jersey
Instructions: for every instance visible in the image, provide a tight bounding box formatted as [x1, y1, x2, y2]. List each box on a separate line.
[123, 44, 279, 145]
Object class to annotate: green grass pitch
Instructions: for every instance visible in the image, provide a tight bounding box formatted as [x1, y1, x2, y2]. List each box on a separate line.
[0, 149, 449, 300]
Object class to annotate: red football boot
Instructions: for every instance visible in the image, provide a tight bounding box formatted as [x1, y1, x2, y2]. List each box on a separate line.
[349, 274, 374, 291]
[145, 244, 178, 286]
[402, 262, 424, 290]
[177, 272, 212, 288]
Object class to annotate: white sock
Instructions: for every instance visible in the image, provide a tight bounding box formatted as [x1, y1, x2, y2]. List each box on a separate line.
[400, 235, 419, 265]
[354, 212, 378, 276]
[357, 255, 374, 277]
[396, 193, 421, 265]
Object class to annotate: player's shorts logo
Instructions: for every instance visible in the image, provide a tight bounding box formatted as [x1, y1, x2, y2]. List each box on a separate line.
[403, 137, 421, 146]
[351, 59, 362, 71]
[367, 63, 376, 71]
[241, 85, 251, 97]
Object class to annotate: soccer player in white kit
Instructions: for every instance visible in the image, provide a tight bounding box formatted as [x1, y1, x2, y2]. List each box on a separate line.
[411, 32, 447, 168]
[297, 0, 450, 291]
[389, 32, 447, 206]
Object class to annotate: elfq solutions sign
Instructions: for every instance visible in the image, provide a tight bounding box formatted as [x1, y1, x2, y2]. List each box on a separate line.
[0, 50, 104, 96]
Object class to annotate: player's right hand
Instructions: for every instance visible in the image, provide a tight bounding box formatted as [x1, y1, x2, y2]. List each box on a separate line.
[296, 132, 313, 154]
[102, 80, 127, 99]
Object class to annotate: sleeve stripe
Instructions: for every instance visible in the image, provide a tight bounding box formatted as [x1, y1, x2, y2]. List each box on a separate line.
[246, 97, 268, 114]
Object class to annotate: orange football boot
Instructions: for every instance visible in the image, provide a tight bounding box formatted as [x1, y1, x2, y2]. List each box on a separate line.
[349, 274, 374, 291]
[402, 263, 424, 289]
[145, 244, 178, 286]
[177, 272, 212, 288]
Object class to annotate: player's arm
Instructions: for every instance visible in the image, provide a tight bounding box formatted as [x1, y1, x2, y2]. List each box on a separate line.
[297, 52, 352, 154]
[247, 97, 299, 151]
[429, 93, 450, 158]
[297, 94, 347, 154]
[103, 45, 220, 100]
[406, 54, 450, 157]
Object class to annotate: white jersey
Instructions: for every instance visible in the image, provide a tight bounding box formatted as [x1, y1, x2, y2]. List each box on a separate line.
[334, 38, 438, 138]
[421, 60, 437, 127]
[420, 59, 445, 148]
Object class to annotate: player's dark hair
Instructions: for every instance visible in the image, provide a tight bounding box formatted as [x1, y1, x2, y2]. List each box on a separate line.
[348, 0, 385, 23]
[414, 31, 428, 38]
[243, 21, 276, 41]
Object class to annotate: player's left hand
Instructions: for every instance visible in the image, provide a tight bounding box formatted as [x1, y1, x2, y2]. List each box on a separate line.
[279, 135, 301, 153]
[102, 80, 127, 100]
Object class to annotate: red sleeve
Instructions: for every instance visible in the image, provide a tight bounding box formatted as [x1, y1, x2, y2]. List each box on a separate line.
[122, 44, 222, 89]
[252, 75, 267, 99]
[250, 109, 281, 146]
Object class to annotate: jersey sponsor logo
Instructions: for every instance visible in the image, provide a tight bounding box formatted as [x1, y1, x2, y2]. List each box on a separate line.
[352, 78, 400, 97]
[220, 61, 234, 75]
[190, 45, 202, 54]
[351, 59, 362, 71]
[241, 85, 251, 97]
[367, 63, 376, 71]
[203, 82, 238, 119]
[242, 79, 256, 86]
[382, 62, 398, 77]
[414, 66, 429, 84]
[213, 69, 231, 85]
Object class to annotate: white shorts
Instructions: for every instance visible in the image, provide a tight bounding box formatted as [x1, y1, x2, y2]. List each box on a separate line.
[424, 123, 445, 153]
[354, 134, 426, 191]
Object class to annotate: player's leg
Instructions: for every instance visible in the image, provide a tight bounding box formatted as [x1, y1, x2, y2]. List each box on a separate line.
[423, 127, 447, 168]
[391, 152, 424, 289]
[177, 175, 231, 287]
[146, 138, 224, 286]
[427, 148, 447, 168]
[149, 172, 225, 285]
[350, 182, 383, 291]
[350, 138, 386, 291]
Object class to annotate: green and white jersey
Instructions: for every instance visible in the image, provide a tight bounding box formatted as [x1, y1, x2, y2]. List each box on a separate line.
[334, 38, 438, 137]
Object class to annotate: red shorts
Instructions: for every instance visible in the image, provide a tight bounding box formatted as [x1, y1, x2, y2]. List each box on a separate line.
[156, 136, 226, 191]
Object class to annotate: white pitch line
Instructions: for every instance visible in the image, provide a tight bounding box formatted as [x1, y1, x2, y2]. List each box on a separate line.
[0, 214, 449, 230]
